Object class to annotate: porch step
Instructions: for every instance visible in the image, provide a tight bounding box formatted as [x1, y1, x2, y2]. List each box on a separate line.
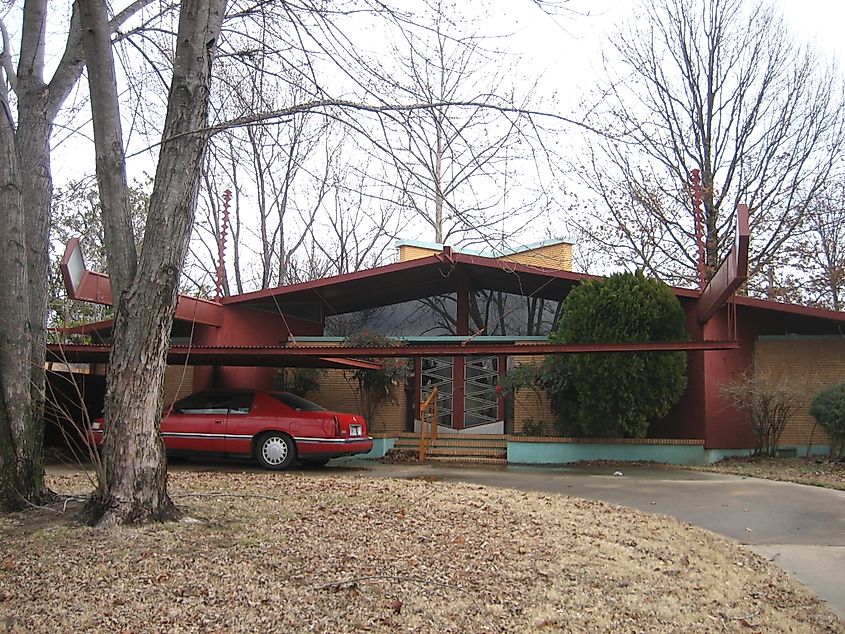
[389, 433, 508, 464]
[428, 456, 508, 465]
[425, 446, 506, 458]
[394, 436, 507, 450]
[396, 432, 506, 442]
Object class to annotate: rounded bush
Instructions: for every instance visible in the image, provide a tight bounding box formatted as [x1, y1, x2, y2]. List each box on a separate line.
[809, 382, 845, 458]
[547, 271, 687, 438]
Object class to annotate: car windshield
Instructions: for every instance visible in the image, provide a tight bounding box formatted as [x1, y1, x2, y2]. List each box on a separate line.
[270, 392, 326, 412]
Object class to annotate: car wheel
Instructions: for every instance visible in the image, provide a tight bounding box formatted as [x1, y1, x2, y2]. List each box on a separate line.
[255, 432, 295, 470]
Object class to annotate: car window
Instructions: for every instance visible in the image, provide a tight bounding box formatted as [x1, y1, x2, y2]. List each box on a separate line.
[228, 392, 254, 415]
[174, 392, 231, 415]
[270, 392, 326, 412]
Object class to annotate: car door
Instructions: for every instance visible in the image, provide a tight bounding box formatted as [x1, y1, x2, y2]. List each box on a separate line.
[161, 391, 231, 453]
[222, 391, 255, 455]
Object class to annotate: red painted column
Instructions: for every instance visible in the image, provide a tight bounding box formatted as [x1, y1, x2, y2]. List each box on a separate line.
[497, 354, 506, 423]
[452, 357, 465, 430]
[414, 357, 422, 422]
[453, 274, 470, 430]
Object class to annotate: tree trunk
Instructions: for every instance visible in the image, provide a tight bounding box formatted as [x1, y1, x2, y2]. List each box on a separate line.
[0, 0, 57, 509]
[92, 0, 226, 525]
[16, 90, 53, 503]
[79, 0, 138, 297]
[0, 93, 43, 509]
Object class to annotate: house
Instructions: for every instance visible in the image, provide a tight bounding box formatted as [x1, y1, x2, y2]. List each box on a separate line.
[52, 220, 845, 464]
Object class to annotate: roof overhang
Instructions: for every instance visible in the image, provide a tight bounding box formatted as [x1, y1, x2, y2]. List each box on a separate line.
[46, 344, 383, 370]
[47, 340, 739, 369]
[60, 238, 223, 327]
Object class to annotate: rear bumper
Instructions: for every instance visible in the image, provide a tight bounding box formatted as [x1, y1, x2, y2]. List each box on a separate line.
[294, 436, 374, 457]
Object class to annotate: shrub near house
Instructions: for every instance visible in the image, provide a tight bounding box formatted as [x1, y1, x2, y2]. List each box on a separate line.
[810, 383, 845, 459]
[545, 271, 687, 437]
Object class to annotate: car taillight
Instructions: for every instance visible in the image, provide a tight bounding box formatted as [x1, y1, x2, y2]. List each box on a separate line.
[334, 416, 341, 437]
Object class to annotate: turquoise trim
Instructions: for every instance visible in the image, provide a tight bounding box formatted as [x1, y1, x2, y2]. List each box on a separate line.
[777, 445, 832, 458]
[701, 449, 752, 463]
[357, 438, 831, 465]
[508, 442, 713, 466]
[358, 437, 394, 459]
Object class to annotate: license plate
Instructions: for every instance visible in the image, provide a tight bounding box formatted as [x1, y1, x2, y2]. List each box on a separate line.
[349, 424, 362, 437]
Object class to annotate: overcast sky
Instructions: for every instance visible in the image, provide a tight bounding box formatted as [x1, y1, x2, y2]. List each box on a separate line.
[494, 0, 843, 112]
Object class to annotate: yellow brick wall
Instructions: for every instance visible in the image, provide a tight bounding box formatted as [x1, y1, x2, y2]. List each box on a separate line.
[398, 245, 439, 262]
[754, 337, 845, 446]
[505, 243, 573, 271]
[511, 353, 558, 435]
[398, 242, 573, 271]
[513, 387, 557, 435]
[307, 369, 408, 435]
[163, 365, 194, 405]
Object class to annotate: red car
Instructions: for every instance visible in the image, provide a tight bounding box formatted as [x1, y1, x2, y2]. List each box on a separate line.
[90, 390, 373, 469]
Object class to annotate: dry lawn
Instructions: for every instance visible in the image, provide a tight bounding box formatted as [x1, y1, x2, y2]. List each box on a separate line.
[694, 457, 845, 491]
[0, 471, 842, 633]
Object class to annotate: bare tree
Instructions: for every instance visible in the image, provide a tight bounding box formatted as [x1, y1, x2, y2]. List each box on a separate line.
[573, 0, 844, 287]
[0, 0, 152, 510]
[786, 177, 845, 310]
[79, 0, 225, 524]
[192, 89, 337, 293]
[49, 179, 150, 334]
[721, 370, 807, 457]
[367, 0, 548, 247]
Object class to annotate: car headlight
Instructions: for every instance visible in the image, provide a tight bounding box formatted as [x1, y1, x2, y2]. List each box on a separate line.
[91, 421, 102, 430]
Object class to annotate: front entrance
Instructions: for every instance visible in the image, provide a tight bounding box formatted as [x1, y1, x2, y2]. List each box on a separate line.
[419, 356, 504, 433]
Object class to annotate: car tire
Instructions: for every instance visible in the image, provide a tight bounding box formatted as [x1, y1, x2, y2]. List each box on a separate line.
[255, 432, 295, 470]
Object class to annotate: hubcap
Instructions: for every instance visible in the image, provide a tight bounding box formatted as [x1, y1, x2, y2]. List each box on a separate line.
[262, 437, 288, 465]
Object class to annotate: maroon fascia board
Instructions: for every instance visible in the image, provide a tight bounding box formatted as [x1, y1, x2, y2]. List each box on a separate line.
[60, 238, 224, 327]
[56, 319, 115, 335]
[220, 254, 448, 305]
[731, 295, 845, 323]
[698, 205, 750, 324]
[221, 251, 699, 312]
[47, 344, 383, 370]
[60, 238, 843, 327]
[47, 340, 739, 369]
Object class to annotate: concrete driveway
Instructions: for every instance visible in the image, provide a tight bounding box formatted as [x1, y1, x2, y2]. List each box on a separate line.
[328, 459, 845, 620]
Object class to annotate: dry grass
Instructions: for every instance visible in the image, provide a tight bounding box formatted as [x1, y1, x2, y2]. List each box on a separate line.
[694, 457, 845, 491]
[0, 471, 842, 633]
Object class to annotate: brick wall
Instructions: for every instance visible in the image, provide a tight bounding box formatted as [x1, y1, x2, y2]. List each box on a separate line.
[307, 369, 408, 435]
[397, 242, 573, 271]
[398, 245, 438, 262]
[510, 353, 557, 435]
[163, 365, 194, 405]
[505, 243, 573, 271]
[754, 337, 845, 446]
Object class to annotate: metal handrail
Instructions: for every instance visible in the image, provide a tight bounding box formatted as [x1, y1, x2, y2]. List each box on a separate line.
[418, 386, 439, 461]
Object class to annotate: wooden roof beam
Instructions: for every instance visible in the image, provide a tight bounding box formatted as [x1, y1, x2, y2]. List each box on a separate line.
[697, 205, 749, 324]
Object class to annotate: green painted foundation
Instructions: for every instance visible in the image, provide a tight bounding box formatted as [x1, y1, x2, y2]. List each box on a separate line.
[358, 437, 395, 459]
[508, 444, 835, 465]
[776, 445, 832, 458]
[507, 441, 717, 466]
[361, 438, 833, 465]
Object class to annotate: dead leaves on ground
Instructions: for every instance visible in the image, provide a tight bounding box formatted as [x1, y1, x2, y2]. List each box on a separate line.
[0, 471, 841, 633]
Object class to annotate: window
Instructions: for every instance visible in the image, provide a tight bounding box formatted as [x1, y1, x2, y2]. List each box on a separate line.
[270, 392, 326, 412]
[228, 392, 254, 415]
[173, 391, 253, 415]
